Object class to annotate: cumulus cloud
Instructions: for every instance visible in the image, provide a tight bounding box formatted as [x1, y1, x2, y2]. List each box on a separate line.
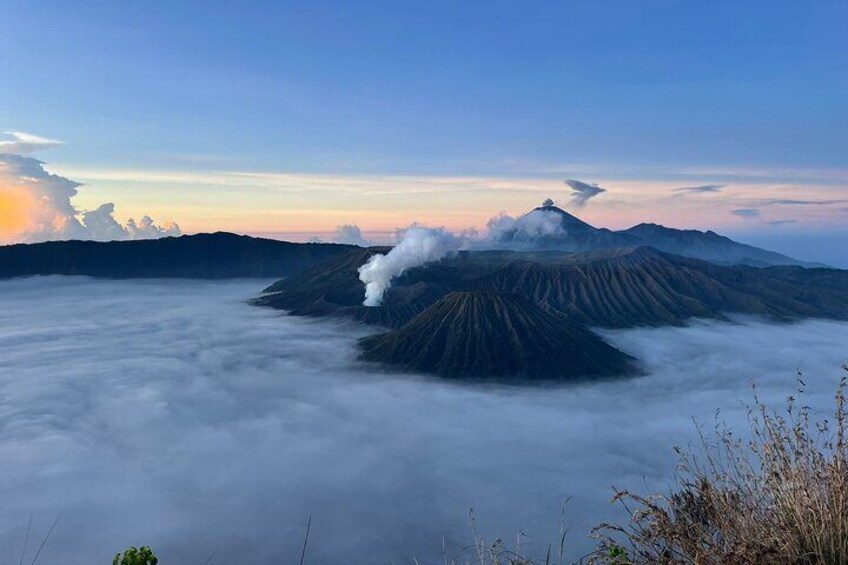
[126, 215, 181, 239]
[332, 224, 371, 246]
[0, 278, 845, 564]
[732, 208, 761, 218]
[564, 179, 606, 208]
[0, 131, 63, 154]
[307, 225, 373, 246]
[358, 225, 461, 306]
[0, 154, 180, 244]
[672, 184, 725, 194]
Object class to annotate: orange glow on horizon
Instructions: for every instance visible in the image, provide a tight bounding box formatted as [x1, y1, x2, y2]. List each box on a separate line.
[0, 186, 34, 242]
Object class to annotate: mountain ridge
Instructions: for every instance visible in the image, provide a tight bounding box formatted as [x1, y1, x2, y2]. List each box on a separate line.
[0, 232, 355, 279]
[617, 222, 813, 267]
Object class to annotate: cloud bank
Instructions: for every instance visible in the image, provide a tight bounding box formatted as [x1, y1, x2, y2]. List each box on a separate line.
[0, 151, 181, 244]
[0, 278, 845, 564]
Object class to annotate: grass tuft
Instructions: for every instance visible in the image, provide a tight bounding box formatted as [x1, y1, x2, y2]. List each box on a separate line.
[591, 367, 848, 564]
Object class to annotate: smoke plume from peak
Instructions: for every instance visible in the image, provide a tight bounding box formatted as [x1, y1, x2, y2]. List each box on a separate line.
[0, 153, 181, 244]
[564, 179, 606, 208]
[358, 225, 461, 306]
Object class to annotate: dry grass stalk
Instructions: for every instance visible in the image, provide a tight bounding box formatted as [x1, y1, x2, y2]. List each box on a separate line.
[591, 367, 848, 564]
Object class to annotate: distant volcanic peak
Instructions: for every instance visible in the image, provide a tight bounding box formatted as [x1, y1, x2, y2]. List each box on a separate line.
[359, 290, 636, 380]
[486, 204, 639, 253]
[530, 204, 596, 230]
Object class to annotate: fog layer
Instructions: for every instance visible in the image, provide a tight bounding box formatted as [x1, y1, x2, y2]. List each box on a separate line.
[0, 278, 846, 563]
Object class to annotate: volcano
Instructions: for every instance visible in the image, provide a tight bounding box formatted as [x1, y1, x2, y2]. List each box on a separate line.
[489, 200, 809, 267]
[359, 291, 636, 380]
[490, 202, 639, 252]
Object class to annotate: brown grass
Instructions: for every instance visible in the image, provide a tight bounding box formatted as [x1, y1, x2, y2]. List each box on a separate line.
[591, 366, 848, 564]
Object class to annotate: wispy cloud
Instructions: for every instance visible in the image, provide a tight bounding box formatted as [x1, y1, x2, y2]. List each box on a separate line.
[732, 208, 761, 218]
[0, 131, 63, 155]
[672, 184, 725, 194]
[760, 198, 848, 207]
[45, 164, 848, 234]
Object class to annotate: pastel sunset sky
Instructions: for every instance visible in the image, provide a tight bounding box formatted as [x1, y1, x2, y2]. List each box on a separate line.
[2, 1, 846, 261]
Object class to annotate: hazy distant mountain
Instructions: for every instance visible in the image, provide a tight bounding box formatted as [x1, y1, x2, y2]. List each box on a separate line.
[618, 223, 811, 267]
[492, 203, 807, 267]
[359, 291, 636, 380]
[0, 232, 353, 279]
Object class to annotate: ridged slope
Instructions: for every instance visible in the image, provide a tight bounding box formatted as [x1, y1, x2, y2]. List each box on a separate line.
[473, 247, 848, 327]
[359, 291, 635, 380]
[257, 246, 848, 329]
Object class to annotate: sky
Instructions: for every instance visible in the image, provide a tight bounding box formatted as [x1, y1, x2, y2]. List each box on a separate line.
[1, 1, 846, 258]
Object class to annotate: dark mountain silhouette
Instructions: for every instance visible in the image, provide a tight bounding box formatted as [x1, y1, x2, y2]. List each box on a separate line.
[492, 203, 640, 251]
[491, 202, 806, 266]
[359, 291, 636, 380]
[256, 245, 848, 380]
[618, 223, 811, 267]
[259, 246, 848, 329]
[0, 232, 353, 279]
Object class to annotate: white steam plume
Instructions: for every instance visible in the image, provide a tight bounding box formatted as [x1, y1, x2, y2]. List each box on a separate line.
[358, 225, 460, 306]
[0, 152, 181, 244]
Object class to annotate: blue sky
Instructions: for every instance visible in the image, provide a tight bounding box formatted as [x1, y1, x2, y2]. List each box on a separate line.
[5, 0, 847, 173]
[1, 0, 847, 262]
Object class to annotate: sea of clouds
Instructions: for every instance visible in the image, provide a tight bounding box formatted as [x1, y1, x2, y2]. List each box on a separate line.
[0, 278, 846, 564]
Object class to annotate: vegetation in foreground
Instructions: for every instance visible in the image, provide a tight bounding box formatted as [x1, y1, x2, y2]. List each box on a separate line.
[591, 368, 848, 565]
[113, 547, 158, 565]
